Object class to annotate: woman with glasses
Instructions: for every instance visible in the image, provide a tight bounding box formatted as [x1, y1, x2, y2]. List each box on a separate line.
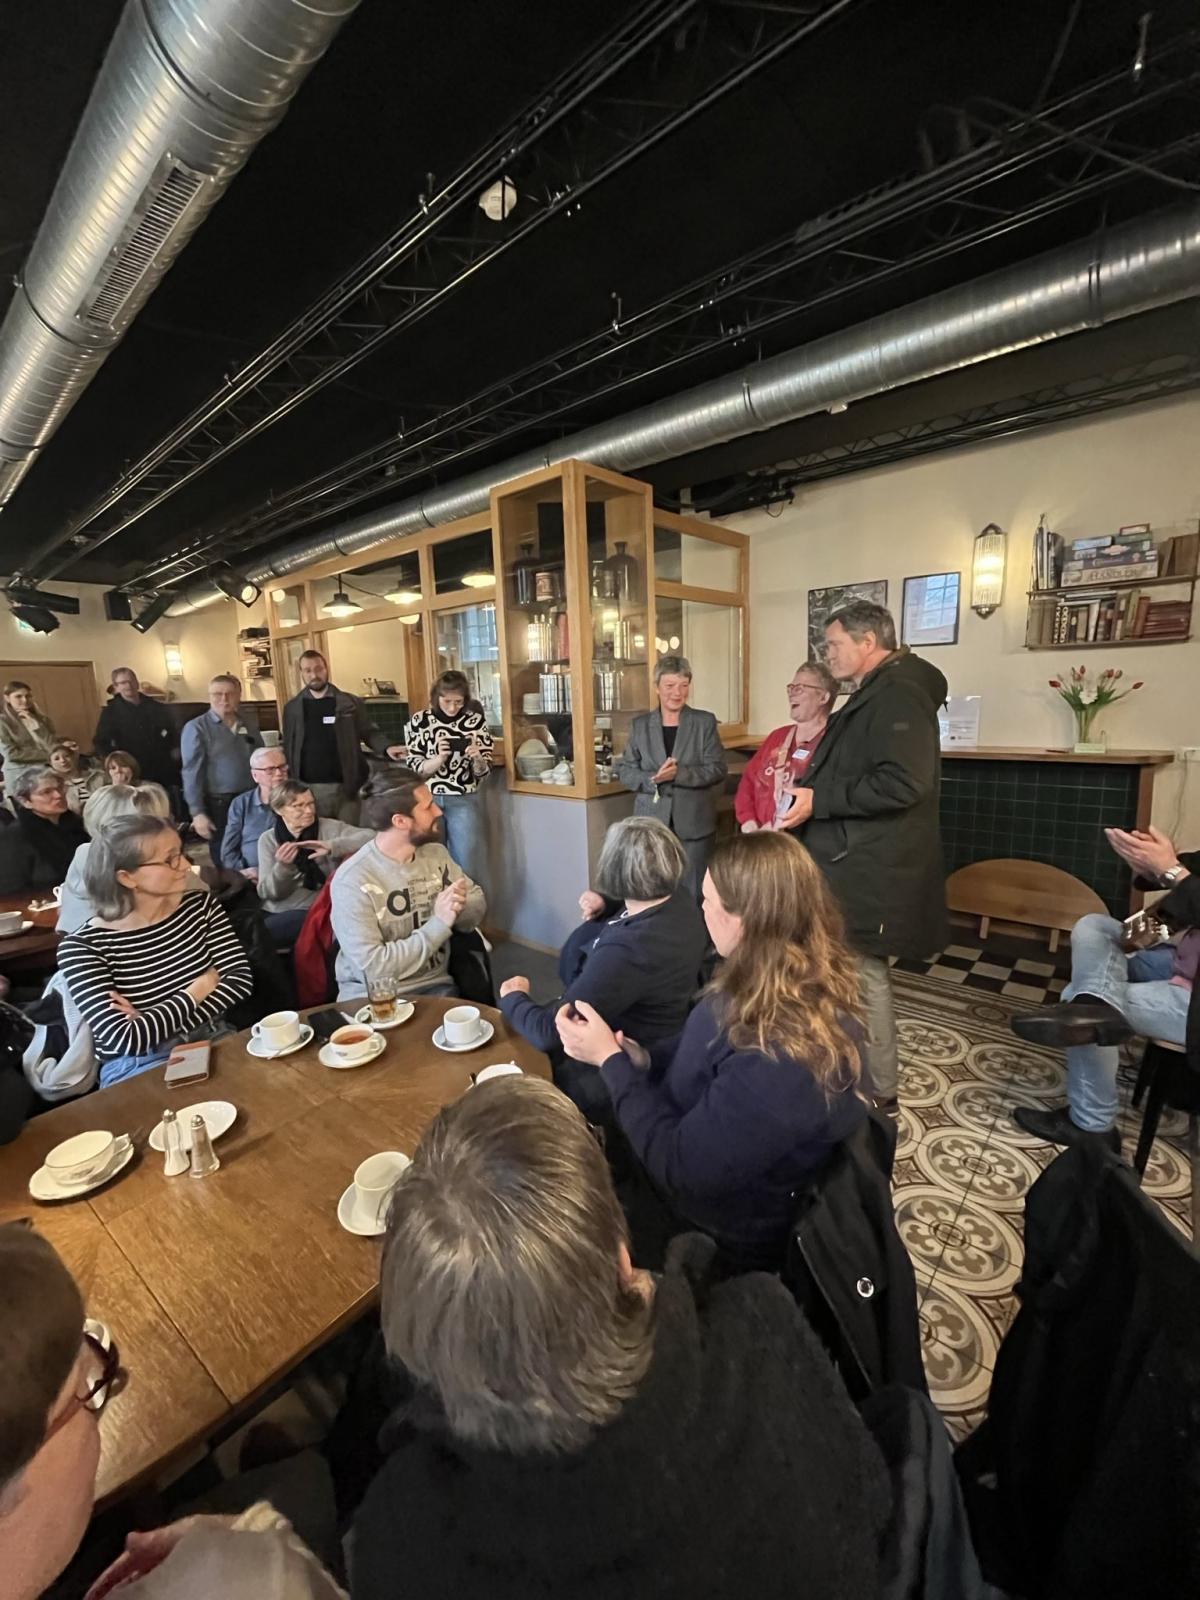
[734, 661, 837, 833]
[256, 780, 372, 935]
[57, 814, 251, 1086]
[0, 1224, 345, 1600]
[0, 766, 87, 894]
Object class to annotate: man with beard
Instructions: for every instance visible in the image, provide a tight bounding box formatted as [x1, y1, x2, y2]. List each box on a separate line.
[283, 649, 403, 822]
[330, 782, 485, 1002]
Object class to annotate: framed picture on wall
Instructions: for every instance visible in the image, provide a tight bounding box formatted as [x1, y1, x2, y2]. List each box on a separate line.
[807, 580, 888, 689]
[902, 571, 960, 647]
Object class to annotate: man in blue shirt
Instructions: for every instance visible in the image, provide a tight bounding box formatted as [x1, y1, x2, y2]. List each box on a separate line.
[180, 675, 263, 859]
[220, 745, 290, 876]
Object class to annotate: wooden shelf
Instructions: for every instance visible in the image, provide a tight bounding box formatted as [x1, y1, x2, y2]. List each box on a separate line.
[1024, 634, 1190, 652]
[1028, 571, 1198, 597]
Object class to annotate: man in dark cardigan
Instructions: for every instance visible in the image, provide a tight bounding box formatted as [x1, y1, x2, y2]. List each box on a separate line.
[780, 600, 948, 1113]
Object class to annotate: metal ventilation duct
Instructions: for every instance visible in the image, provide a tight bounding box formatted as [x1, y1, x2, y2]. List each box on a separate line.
[0, 0, 360, 509]
[166, 199, 1200, 614]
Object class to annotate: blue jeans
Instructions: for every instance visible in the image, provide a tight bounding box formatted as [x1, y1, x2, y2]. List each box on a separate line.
[1062, 913, 1190, 1132]
[100, 1049, 172, 1088]
[439, 791, 485, 887]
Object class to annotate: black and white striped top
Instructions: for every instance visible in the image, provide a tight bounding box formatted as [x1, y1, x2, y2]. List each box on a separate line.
[57, 892, 252, 1061]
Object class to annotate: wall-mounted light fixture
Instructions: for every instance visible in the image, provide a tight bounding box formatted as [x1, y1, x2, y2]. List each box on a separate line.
[970, 523, 1007, 617]
[163, 643, 184, 680]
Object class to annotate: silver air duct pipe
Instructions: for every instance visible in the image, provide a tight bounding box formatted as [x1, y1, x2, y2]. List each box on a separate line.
[0, 0, 360, 510]
[168, 199, 1200, 614]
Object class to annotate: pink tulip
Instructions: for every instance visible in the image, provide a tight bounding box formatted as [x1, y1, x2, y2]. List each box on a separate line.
[1132, 680, 1144, 690]
[1048, 679, 1062, 688]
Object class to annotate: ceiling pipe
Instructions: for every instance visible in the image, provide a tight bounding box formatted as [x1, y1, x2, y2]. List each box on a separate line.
[167, 200, 1200, 614]
[0, 0, 360, 514]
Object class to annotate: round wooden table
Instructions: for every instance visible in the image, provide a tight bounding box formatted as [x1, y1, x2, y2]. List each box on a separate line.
[0, 997, 550, 1503]
[0, 888, 61, 964]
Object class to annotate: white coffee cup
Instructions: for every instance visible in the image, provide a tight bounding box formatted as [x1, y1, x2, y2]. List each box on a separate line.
[0, 911, 22, 936]
[44, 1130, 131, 1186]
[330, 1024, 376, 1064]
[472, 1062, 523, 1087]
[352, 1151, 411, 1228]
[252, 1010, 301, 1052]
[443, 1005, 482, 1046]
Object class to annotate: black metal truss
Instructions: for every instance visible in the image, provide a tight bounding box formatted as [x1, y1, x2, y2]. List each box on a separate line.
[27, 0, 865, 580]
[699, 355, 1200, 512]
[133, 33, 1200, 588]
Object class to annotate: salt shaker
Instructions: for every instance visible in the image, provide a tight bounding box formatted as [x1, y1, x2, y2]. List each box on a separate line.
[161, 1109, 188, 1177]
[189, 1114, 220, 1177]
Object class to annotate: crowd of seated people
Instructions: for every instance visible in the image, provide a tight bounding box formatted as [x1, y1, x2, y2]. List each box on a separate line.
[256, 779, 371, 941]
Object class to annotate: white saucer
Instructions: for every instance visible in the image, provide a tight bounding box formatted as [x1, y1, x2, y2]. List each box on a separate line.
[149, 1100, 237, 1153]
[432, 1019, 495, 1053]
[354, 1002, 415, 1031]
[319, 1033, 386, 1070]
[246, 1023, 314, 1060]
[0, 921, 33, 938]
[30, 1141, 135, 1203]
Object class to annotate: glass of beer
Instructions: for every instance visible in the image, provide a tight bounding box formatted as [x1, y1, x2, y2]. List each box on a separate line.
[367, 975, 398, 1026]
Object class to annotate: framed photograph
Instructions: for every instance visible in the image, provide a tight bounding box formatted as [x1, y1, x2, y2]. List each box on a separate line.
[902, 571, 960, 647]
[807, 580, 889, 688]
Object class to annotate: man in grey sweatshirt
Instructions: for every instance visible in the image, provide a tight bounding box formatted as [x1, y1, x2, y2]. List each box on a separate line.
[331, 782, 486, 1002]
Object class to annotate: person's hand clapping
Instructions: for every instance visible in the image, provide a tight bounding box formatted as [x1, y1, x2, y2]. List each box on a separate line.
[499, 975, 531, 998]
[1105, 825, 1182, 881]
[434, 877, 469, 926]
[578, 889, 606, 920]
[652, 756, 678, 785]
[555, 999, 620, 1066]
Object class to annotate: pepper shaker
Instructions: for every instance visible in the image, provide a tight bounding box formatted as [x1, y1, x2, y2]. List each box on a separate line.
[189, 1114, 220, 1177]
[161, 1108, 188, 1177]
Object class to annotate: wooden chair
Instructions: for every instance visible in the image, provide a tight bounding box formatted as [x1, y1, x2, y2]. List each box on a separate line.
[945, 858, 1108, 952]
[1130, 1036, 1200, 1178]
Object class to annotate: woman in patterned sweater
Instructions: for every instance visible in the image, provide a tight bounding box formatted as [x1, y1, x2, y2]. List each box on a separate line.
[57, 814, 251, 1087]
[404, 670, 493, 887]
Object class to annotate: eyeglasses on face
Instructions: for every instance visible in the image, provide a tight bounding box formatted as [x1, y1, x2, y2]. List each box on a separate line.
[138, 849, 188, 871]
[787, 681, 825, 694]
[43, 1332, 123, 1445]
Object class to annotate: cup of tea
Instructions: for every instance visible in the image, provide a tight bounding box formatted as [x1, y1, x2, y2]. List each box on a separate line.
[252, 1010, 301, 1052]
[443, 1005, 482, 1046]
[351, 1151, 411, 1229]
[367, 977, 398, 1026]
[44, 1130, 131, 1186]
[331, 1024, 375, 1064]
[0, 911, 22, 936]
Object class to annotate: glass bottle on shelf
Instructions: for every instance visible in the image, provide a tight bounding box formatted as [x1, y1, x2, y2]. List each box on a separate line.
[535, 559, 564, 604]
[605, 540, 639, 603]
[513, 539, 540, 607]
[591, 557, 617, 600]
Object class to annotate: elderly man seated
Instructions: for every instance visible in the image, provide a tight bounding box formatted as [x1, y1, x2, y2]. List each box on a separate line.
[1013, 824, 1197, 1151]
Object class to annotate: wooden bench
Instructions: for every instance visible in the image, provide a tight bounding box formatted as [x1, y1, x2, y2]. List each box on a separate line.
[945, 858, 1108, 952]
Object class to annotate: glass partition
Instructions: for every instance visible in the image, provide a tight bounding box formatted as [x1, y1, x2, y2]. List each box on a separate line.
[268, 583, 307, 629]
[497, 478, 574, 779]
[654, 524, 740, 591]
[585, 472, 652, 781]
[432, 528, 495, 597]
[434, 602, 502, 731]
[654, 596, 743, 725]
[275, 634, 312, 699]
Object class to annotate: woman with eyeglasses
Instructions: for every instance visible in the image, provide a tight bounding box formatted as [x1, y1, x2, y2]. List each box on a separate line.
[57, 814, 252, 1086]
[734, 661, 837, 833]
[0, 1224, 346, 1600]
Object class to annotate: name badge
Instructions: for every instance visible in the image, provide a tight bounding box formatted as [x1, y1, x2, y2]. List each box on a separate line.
[323, 715, 337, 724]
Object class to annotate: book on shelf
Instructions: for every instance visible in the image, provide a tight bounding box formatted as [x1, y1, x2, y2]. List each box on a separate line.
[1164, 529, 1199, 576]
[1060, 557, 1159, 586]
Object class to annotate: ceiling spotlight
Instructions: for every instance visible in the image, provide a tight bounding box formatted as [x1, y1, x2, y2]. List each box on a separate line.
[460, 569, 494, 589]
[270, 588, 287, 603]
[322, 576, 361, 618]
[10, 603, 59, 634]
[214, 567, 262, 606]
[478, 176, 517, 221]
[130, 591, 176, 633]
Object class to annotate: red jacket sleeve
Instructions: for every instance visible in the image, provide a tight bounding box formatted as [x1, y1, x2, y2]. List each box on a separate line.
[734, 731, 780, 827]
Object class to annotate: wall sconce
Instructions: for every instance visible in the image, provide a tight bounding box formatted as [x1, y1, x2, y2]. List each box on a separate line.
[971, 523, 1007, 617]
[163, 642, 184, 680]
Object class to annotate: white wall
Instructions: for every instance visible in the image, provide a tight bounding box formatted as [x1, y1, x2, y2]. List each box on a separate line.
[325, 617, 409, 698]
[733, 394, 1200, 838]
[0, 581, 252, 705]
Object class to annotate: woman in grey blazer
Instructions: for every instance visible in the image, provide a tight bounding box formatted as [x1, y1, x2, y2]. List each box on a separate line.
[617, 656, 728, 897]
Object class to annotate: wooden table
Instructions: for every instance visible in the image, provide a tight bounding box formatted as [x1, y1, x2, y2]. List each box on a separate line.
[0, 888, 60, 963]
[0, 997, 549, 1503]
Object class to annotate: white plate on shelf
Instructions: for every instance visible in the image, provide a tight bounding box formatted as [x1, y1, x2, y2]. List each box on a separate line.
[246, 1024, 314, 1060]
[149, 1100, 237, 1153]
[353, 1002, 415, 1031]
[30, 1140, 135, 1202]
[319, 1033, 386, 1070]
[0, 921, 33, 938]
[432, 1020, 495, 1053]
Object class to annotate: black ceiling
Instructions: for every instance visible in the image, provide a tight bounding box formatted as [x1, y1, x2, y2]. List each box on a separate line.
[0, 0, 1197, 586]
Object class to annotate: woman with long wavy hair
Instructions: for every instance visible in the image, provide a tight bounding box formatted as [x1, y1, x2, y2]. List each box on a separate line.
[557, 829, 866, 1268]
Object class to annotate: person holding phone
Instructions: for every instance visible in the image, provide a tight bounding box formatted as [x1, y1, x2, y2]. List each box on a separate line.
[57, 815, 251, 1086]
[404, 671, 493, 888]
[256, 780, 372, 938]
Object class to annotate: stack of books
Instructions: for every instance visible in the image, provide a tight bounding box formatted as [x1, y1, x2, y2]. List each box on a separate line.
[1140, 599, 1191, 640]
[1060, 525, 1158, 587]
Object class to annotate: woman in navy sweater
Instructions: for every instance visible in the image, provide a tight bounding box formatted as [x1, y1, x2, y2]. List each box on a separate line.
[557, 829, 866, 1267]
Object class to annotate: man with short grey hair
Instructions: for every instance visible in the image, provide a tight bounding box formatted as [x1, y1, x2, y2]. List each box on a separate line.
[778, 600, 948, 1114]
[180, 674, 263, 858]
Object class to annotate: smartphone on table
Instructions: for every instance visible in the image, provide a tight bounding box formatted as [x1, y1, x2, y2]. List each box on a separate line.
[164, 1041, 212, 1088]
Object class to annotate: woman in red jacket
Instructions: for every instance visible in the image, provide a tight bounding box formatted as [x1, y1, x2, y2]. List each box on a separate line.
[735, 660, 837, 832]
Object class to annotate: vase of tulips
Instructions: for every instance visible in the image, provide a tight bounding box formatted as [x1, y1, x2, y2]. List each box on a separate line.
[1048, 666, 1143, 752]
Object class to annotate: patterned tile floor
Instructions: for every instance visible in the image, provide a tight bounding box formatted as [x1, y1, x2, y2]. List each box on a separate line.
[890, 965, 1195, 1442]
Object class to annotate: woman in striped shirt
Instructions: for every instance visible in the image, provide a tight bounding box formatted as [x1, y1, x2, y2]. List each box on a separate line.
[57, 815, 252, 1087]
